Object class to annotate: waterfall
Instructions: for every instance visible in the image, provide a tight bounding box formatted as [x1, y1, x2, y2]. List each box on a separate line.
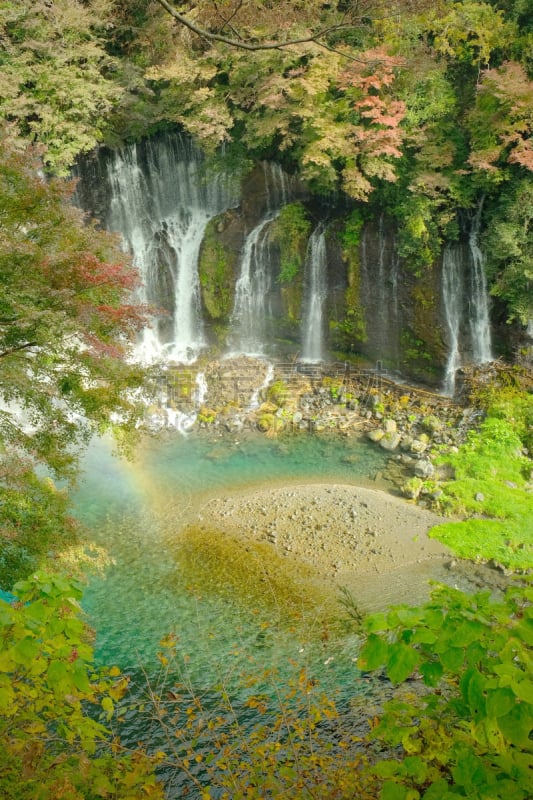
[229, 164, 294, 355]
[228, 215, 277, 356]
[359, 217, 401, 368]
[76, 133, 238, 364]
[442, 244, 464, 397]
[441, 205, 492, 395]
[468, 205, 492, 364]
[301, 223, 328, 363]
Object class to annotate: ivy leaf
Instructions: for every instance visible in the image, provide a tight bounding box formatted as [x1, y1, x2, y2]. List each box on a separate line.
[498, 705, 533, 747]
[486, 687, 516, 718]
[420, 661, 443, 687]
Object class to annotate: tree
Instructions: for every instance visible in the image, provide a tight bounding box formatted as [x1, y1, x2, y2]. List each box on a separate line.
[357, 579, 533, 800]
[0, 571, 163, 799]
[0, 136, 148, 588]
[0, 0, 121, 174]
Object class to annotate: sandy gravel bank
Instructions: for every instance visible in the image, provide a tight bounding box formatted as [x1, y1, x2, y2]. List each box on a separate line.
[190, 482, 467, 610]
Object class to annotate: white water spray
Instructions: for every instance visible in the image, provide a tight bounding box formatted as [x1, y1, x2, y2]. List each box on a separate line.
[301, 223, 328, 363]
[102, 134, 238, 364]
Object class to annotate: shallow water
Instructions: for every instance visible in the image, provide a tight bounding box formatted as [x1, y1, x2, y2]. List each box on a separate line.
[75, 431, 388, 672]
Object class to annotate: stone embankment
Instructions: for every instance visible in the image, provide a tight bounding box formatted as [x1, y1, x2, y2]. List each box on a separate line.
[148, 355, 478, 504]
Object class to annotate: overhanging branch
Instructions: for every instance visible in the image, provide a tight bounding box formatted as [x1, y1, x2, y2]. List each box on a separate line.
[155, 0, 361, 54]
[0, 342, 38, 359]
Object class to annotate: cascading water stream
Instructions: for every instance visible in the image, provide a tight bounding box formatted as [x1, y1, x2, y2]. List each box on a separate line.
[358, 217, 401, 368]
[301, 223, 328, 363]
[79, 134, 239, 364]
[441, 203, 492, 395]
[229, 163, 295, 356]
[228, 215, 277, 356]
[442, 244, 464, 397]
[468, 203, 492, 364]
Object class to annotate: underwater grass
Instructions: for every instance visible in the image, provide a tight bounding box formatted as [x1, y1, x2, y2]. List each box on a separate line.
[172, 525, 343, 630]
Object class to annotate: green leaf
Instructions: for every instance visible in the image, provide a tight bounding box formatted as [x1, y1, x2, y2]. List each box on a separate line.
[462, 668, 486, 717]
[0, 685, 15, 710]
[404, 755, 428, 782]
[365, 612, 389, 633]
[101, 696, 114, 720]
[47, 659, 69, 688]
[511, 679, 533, 705]
[420, 661, 443, 687]
[387, 642, 419, 684]
[439, 647, 464, 672]
[72, 660, 91, 693]
[359, 633, 389, 670]
[381, 781, 408, 800]
[486, 687, 516, 718]
[12, 636, 40, 664]
[498, 704, 533, 746]
[411, 627, 438, 645]
[516, 620, 533, 646]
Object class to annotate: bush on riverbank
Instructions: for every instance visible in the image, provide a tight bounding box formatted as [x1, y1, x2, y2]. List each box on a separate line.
[429, 390, 533, 572]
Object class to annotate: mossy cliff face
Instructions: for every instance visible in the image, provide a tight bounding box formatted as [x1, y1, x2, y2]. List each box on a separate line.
[196, 162, 489, 384]
[198, 211, 243, 324]
[328, 215, 448, 385]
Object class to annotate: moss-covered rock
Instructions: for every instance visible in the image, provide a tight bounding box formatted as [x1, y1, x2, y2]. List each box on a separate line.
[198, 212, 242, 323]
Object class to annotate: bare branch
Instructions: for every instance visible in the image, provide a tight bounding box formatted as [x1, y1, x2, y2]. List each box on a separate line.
[0, 342, 38, 359]
[155, 0, 362, 53]
[212, 0, 245, 40]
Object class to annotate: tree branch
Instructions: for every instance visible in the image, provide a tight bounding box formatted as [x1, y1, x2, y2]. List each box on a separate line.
[155, 0, 362, 53]
[0, 342, 38, 359]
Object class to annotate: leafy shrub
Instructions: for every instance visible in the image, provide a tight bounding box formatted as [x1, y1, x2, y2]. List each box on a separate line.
[358, 579, 533, 800]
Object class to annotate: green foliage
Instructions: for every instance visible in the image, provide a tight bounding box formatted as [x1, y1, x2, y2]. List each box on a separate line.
[0, 137, 148, 589]
[0, 571, 163, 799]
[393, 194, 443, 273]
[0, 459, 81, 589]
[270, 203, 311, 284]
[473, 379, 533, 452]
[358, 579, 533, 800]
[482, 178, 533, 324]
[0, 0, 121, 174]
[338, 210, 367, 340]
[431, 414, 532, 569]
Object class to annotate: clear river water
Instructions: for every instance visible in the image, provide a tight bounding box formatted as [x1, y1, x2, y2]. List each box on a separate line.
[74, 431, 390, 673]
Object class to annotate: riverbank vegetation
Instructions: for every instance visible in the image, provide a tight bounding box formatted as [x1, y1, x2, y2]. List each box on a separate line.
[429, 373, 533, 570]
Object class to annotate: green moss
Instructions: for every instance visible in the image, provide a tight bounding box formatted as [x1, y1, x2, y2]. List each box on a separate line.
[266, 380, 289, 407]
[270, 203, 311, 285]
[430, 518, 532, 570]
[198, 215, 236, 321]
[333, 211, 367, 344]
